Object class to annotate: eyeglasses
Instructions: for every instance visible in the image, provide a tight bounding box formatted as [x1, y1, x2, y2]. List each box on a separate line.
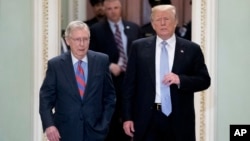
[70, 37, 90, 44]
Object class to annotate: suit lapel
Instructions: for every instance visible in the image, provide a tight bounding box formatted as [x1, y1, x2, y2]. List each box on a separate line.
[144, 37, 157, 87]
[81, 50, 97, 101]
[83, 51, 93, 99]
[104, 21, 120, 55]
[123, 21, 130, 41]
[104, 21, 115, 40]
[144, 37, 187, 88]
[172, 37, 186, 73]
[60, 52, 82, 101]
[123, 21, 133, 55]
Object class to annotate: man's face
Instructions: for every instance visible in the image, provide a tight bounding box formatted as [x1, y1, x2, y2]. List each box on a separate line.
[66, 28, 90, 60]
[104, 0, 122, 23]
[151, 9, 177, 39]
[93, 2, 105, 18]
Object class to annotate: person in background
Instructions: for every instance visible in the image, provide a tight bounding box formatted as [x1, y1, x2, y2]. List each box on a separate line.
[85, 0, 106, 27]
[176, 20, 191, 40]
[122, 5, 210, 141]
[61, 29, 70, 53]
[140, 0, 172, 38]
[61, 0, 106, 54]
[89, 0, 140, 140]
[39, 21, 116, 141]
[175, 0, 192, 40]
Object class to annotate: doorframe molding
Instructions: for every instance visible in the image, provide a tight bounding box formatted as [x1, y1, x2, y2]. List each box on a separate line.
[193, 0, 217, 141]
[33, 0, 60, 141]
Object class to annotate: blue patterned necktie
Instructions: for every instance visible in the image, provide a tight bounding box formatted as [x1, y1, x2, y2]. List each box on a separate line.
[160, 41, 172, 116]
[75, 60, 86, 98]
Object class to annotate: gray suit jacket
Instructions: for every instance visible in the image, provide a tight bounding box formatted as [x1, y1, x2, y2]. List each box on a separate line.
[39, 50, 116, 141]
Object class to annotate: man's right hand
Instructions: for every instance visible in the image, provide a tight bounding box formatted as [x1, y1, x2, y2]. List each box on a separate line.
[45, 126, 61, 141]
[123, 121, 135, 137]
[109, 63, 122, 76]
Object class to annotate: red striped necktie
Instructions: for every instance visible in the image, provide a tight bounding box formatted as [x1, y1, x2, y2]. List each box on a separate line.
[75, 60, 86, 98]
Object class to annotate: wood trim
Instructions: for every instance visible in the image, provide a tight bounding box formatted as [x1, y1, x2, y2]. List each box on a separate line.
[123, 0, 142, 25]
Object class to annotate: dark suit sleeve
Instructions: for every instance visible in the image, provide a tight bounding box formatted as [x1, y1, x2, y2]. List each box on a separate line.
[121, 41, 138, 121]
[101, 55, 116, 125]
[89, 54, 116, 135]
[178, 44, 211, 92]
[39, 60, 57, 131]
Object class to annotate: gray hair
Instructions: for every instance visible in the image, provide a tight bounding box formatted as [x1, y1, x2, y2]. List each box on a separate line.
[64, 21, 90, 38]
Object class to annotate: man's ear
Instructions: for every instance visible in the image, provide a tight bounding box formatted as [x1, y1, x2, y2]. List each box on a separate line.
[65, 37, 70, 46]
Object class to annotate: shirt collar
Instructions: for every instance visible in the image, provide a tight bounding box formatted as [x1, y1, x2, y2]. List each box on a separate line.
[108, 19, 122, 27]
[108, 19, 123, 33]
[156, 34, 176, 48]
[71, 52, 88, 65]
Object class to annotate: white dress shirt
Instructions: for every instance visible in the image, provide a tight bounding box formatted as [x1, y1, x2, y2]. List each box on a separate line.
[155, 34, 176, 103]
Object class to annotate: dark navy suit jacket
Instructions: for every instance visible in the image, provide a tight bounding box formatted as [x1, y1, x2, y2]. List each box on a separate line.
[122, 36, 211, 141]
[39, 50, 116, 141]
[89, 20, 140, 116]
[89, 20, 140, 65]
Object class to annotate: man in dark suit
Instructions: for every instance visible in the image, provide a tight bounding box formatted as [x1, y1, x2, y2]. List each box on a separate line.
[39, 21, 116, 141]
[85, 0, 106, 27]
[175, 0, 192, 41]
[122, 5, 210, 141]
[89, 0, 140, 140]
